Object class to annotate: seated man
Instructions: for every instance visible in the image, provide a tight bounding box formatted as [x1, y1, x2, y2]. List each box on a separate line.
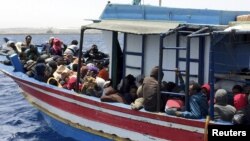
[166, 81, 208, 119]
[84, 44, 108, 63]
[214, 89, 236, 122]
[143, 66, 164, 112]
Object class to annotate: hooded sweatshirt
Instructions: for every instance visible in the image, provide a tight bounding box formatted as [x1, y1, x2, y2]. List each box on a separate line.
[214, 89, 236, 122]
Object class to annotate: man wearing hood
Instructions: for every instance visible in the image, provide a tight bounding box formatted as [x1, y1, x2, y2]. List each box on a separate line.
[214, 89, 236, 122]
[143, 66, 164, 112]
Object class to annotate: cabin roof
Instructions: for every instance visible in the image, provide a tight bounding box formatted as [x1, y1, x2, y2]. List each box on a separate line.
[100, 4, 250, 25]
[225, 22, 250, 31]
[82, 20, 181, 35]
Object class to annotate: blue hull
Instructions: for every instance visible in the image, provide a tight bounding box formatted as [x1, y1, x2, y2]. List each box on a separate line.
[40, 111, 112, 141]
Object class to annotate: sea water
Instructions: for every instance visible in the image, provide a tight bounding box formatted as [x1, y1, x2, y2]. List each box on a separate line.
[0, 33, 107, 141]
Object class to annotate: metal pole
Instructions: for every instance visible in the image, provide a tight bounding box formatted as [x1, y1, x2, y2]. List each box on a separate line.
[185, 37, 191, 111]
[122, 33, 127, 83]
[175, 31, 180, 84]
[141, 35, 145, 75]
[209, 33, 215, 120]
[198, 36, 205, 84]
[76, 28, 85, 92]
[157, 34, 164, 112]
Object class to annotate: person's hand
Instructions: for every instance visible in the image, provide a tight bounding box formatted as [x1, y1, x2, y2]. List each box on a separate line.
[175, 68, 180, 75]
[165, 108, 177, 116]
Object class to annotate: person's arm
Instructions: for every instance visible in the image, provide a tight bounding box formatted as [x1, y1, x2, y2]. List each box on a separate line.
[83, 49, 90, 58]
[177, 95, 202, 119]
[175, 68, 185, 91]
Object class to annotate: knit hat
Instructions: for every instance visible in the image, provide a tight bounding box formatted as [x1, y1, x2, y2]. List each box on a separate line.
[215, 89, 227, 105]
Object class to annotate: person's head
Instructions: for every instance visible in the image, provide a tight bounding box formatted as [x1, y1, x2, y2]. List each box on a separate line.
[53, 38, 62, 50]
[166, 81, 176, 92]
[87, 66, 98, 77]
[126, 74, 136, 84]
[80, 65, 88, 78]
[55, 57, 66, 66]
[201, 83, 210, 96]
[64, 54, 73, 62]
[189, 81, 201, 95]
[49, 37, 54, 44]
[72, 64, 78, 72]
[71, 40, 78, 45]
[150, 66, 164, 80]
[48, 60, 57, 71]
[48, 78, 59, 86]
[36, 57, 45, 64]
[7, 41, 15, 48]
[135, 74, 144, 86]
[91, 44, 98, 53]
[215, 89, 228, 105]
[25, 35, 32, 44]
[232, 85, 243, 94]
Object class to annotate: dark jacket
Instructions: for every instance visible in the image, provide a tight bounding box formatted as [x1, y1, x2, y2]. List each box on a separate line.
[143, 76, 159, 112]
[178, 93, 208, 119]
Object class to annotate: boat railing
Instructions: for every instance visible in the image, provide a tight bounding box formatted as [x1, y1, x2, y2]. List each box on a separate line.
[157, 26, 210, 112]
[161, 91, 185, 97]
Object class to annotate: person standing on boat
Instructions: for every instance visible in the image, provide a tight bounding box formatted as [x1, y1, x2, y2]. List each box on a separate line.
[166, 81, 208, 119]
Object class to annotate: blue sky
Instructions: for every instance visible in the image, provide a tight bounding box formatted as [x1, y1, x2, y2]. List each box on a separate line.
[0, 0, 250, 28]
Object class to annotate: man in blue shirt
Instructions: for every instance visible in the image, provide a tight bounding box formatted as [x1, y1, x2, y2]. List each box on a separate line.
[166, 82, 208, 119]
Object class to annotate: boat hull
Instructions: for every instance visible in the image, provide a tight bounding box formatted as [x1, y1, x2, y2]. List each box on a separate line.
[40, 111, 111, 141]
[0, 62, 205, 141]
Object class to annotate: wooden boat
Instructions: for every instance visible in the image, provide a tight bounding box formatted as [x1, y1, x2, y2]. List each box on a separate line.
[1, 3, 250, 141]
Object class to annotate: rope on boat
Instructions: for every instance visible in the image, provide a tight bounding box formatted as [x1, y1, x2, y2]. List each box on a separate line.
[204, 115, 210, 141]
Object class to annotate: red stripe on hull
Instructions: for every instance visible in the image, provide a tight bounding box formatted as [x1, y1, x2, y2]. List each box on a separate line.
[12, 76, 205, 128]
[18, 81, 203, 141]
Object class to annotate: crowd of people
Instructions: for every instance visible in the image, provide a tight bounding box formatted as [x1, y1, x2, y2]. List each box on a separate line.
[1, 35, 249, 125]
